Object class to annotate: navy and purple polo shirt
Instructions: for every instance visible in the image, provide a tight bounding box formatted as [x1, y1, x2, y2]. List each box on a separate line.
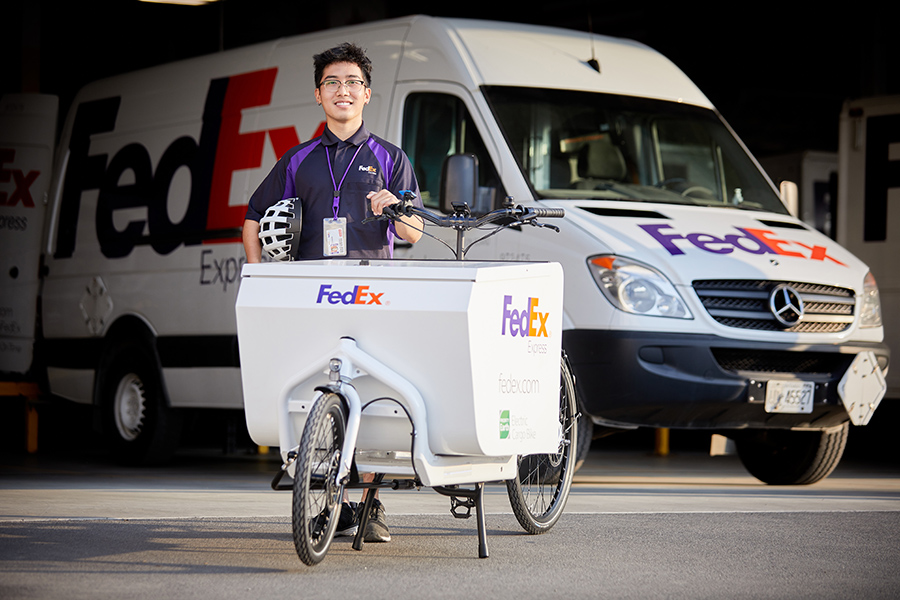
[246, 123, 421, 259]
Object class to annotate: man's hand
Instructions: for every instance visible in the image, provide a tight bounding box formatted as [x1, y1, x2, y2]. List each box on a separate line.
[366, 189, 401, 215]
[366, 190, 423, 243]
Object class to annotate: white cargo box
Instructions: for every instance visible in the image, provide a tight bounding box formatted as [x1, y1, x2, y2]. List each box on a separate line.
[236, 259, 564, 466]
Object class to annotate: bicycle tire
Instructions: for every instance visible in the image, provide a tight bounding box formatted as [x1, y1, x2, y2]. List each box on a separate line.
[292, 393, 347, 565]
[506, 353, 577, 534]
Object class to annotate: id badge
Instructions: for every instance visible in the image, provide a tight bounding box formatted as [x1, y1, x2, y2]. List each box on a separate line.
[323, 217, 347, 256]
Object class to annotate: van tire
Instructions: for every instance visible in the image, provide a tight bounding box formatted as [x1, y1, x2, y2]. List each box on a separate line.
[99, 341, 181, 465]
[735, 423, 849, 485]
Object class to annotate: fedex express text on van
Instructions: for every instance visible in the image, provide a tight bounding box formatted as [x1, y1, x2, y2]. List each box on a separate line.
[638, 223, 848, 266]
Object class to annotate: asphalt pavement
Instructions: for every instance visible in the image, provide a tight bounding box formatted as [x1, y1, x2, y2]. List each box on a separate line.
[2, 444, 899, 599]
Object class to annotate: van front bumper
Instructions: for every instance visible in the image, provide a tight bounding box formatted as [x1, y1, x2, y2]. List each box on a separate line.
[563, 329, 890, 431]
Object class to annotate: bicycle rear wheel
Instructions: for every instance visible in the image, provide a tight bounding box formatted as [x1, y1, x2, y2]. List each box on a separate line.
[506, 353, 577, 534]
[292, 393, 347, 565]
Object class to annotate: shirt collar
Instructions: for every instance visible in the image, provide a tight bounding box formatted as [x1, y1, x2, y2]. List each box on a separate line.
[322, 123, 370, 147]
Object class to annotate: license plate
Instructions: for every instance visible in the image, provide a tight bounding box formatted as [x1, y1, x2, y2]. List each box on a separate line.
[765, 380, 814, 414]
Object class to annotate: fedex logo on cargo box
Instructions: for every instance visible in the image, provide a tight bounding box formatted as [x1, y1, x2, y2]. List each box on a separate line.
[638, 223, 848, 267]
[501, 295, 549, 338]
[316, 284, 384, 306]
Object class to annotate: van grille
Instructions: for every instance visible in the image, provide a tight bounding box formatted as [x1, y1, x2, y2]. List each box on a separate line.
[711, 348, 850, 374]
[692, 280, 855, 333]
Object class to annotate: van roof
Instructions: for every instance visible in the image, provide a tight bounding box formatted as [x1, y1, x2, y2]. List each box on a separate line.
[428, 17, 713, 108]
[69, 15, 713, 114]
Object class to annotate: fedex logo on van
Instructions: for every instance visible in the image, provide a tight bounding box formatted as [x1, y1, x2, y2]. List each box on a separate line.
[501, 295, 549, 337]
[316, 284, 384, 306]
[0, 149, 38, 208]
[54, 68, 310, 260]
[638, 223, 848, 267]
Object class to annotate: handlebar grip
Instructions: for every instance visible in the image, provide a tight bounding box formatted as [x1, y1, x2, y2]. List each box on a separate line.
[530, 207, 565, 218]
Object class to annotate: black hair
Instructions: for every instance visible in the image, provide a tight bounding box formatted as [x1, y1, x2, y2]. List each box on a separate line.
[313, 42, 373, 87]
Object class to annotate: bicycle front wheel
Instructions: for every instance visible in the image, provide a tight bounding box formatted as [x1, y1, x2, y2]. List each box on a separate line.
[506, 353, 577, 534]
[292, 393, 347, 565]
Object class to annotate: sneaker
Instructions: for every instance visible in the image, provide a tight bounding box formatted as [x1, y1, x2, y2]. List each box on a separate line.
[335, 502, 358, 537]
[310, 502, 355, 538]
[359, 498, 391, 543]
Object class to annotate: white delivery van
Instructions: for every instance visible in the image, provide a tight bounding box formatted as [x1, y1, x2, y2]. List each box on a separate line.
[1, 16, 888, 478]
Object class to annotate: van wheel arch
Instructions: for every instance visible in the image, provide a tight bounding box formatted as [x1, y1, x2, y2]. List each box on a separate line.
[95, 317, 181, 465]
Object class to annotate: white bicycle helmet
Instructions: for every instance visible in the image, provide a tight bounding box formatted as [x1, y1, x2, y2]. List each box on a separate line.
[258, 198, 302, 261]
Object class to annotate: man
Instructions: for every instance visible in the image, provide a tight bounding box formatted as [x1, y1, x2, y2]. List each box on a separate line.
[243, 42, 423, 261]
[243, 42, 424, 543]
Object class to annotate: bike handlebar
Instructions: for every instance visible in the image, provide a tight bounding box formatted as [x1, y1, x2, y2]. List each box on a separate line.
[529, 207, 566, 219]
[365, 191, 564, 259]
[370, 192, 565, 231]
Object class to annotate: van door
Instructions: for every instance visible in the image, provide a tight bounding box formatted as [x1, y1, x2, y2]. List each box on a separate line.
[392, 83, 507, 260]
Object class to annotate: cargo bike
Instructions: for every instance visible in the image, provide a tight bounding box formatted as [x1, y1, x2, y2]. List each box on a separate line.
[236, 155, 578, 565]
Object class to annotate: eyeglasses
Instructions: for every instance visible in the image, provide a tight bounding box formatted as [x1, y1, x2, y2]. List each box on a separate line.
[320, 79, 366, 93]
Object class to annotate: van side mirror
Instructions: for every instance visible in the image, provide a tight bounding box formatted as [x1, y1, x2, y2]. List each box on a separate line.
[440, 153, 478, 214]
[779, 180, 799, 218]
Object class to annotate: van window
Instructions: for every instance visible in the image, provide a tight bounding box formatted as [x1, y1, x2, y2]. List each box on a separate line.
[485, 86, 788, 215]
[402, 93, 504, 211]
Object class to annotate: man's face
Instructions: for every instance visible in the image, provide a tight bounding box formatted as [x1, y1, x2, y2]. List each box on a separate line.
[314, 62, 371, 127]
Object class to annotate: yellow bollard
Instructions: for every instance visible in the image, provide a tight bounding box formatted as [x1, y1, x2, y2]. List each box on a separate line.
[26, 403, 39, 454]
[655, 427, 670, 457]
[1, 382, 41, 453]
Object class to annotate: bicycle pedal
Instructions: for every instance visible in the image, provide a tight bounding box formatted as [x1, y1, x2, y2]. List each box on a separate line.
[449, 495, 475, 519]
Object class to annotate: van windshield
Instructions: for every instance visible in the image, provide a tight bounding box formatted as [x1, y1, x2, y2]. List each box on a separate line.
[484, 87, 788, 214]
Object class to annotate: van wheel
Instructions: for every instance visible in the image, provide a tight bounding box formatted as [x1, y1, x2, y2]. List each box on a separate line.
[100, 342, 181, 465]
[735, 423, 849, 485]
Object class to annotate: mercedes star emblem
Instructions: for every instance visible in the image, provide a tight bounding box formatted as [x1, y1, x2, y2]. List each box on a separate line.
[769, 283, 804, 327]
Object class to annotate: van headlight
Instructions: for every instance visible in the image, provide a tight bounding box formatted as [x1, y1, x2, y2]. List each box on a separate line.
[588, 255, 692, 319]
[860, 271, 883, 328]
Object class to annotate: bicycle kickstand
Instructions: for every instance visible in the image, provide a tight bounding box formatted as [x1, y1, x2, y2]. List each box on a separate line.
[434, 483, 489, 559]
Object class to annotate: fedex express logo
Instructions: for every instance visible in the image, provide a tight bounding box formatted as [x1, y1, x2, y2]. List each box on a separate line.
[638, 223, 848, 267]
[55, 68, 319, 260]
[0, 149, 38, 208]
[316, 284, 385, 306]
[501, 295, 549, 338]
